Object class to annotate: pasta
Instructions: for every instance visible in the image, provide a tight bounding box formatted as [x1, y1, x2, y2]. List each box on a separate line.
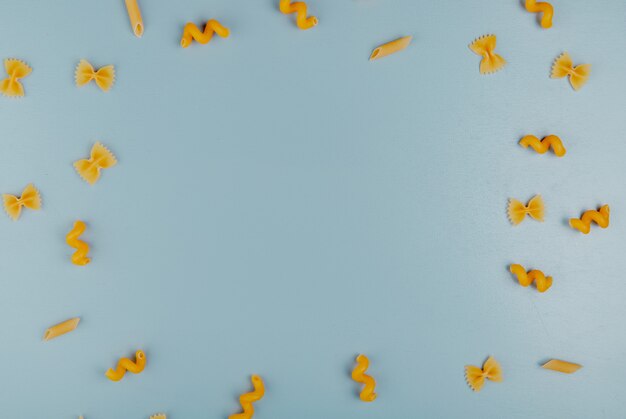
[508, 195, 544, 225]
[519, 135, 566, 157]
[74, 142, 117, 185]
[542, 359, 582, 374]
[180, 20, 230, 49]
[469, 35, 506, 74]
[66, 221, 91, 266]
[43, 317, 80, 341]
[525, 0, 554, 29]
[569, 204, 610, 234]
[551, 52, 591, 91]
[150, 415, 166, 419]
[3, 183, 41, 221]
[75, 59, 115, 92]
[370, 36, 412, 61]
[105, 350, 146, 381]
[509, 264, 552, 293]
[0, 59, 32, 97]
[125, 0, 144, 37]
[279, 0, 318, 30]
[465, 356, 502, 392]
[351, 354, 377, 402]
[229, 375, 265, 419]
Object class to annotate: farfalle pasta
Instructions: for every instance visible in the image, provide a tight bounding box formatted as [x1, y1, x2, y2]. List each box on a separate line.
[229, 375, 265, 419]
[465, 356, 502, 392]
[0, 59, 32, 97]
[569, 204, 610, 234]
[508, 195, 544, 225]
[519, 135, 566, 157]
[74, 142, 117, 185]
[105, 350, 146, 381]
[551, 52, 590, 91]
[370, 36, 412, 61]
[351, 354, 377, 402]
[75, 59, 115, 92]
[3, 183, 41, 221]
[542, 359, 582, 374]
[509, 264, 552, 292]
[279, 0, 318, 30]
[469, 35, 506, 74]
[180, 20, 230, 48]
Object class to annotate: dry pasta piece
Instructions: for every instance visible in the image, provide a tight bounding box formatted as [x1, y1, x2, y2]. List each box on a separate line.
[542, 359, 582, 374]
[465, 356, 502, 392]
[509, 264, 552, 292]
[3, 183, 41, 221]
[569, 204, 609, 234]
[525, 0, 554, 29]
[180, 20, 230, 48]
[551, 52, 591, 91]
[469, 35, 506, 74]
[74, 142, 117, 185]
[0, 59, 32, 97]
[66, 220, 91, 266]
[229, 375, 265, 419]
[370, 36, 412, 61]
[519, 135, 566, 157]
[75, 60, 115, 92]
[279, 0, 318, 30]
[106, 350, 146, 381]
[43, 317, 80, 341]
[125, 0, 144, 37]
[507, 195, 544, 225]
[150, 415, 166, 419]
[351, 354, 377, 402]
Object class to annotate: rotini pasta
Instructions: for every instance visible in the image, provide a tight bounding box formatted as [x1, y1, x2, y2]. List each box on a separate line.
[180, 20, 230, 49]
[279, 0, 318, 30]
[2, 183, 41, 221]
[229, 375, 265, 419]
[43, 317, 80, 341]
[465, 356, 502, 392]
[66, 221, 91, 266]
[0, 59, 31, 97]
[542, 359, 582, 374]
[351, 354, 377, 402]
[509, 264, 552, 293]
[519, 135, 566, 157]
[105, 350, 146, 381]
[525, 0, 554, 29]
[74, 142, 117, 185]
[75, 59, 115, 92]
[569, 205, 610, 234]
[469, 34, 506, 74]
[125, 0, 144, 37]
[551, 52, 590, 91]
[508, 195, 544, 225]
[370, 36, 412, 61]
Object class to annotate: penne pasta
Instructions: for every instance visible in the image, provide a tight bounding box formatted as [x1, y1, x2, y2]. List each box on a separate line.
[125, 0, 144, 37]
[542, 359, 582, 374]
[369, 36, 412, 61]
[43, 317, 80, 341]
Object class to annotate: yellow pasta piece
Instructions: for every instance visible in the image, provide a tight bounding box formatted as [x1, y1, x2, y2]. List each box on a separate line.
[507, 195, 544, 225]
[351, 354, 377, 402]
[75, 59, 115, 92]
[369, 36, 412, 61]
[569, 204, 609, 234]
[125, 0, 144, 37]
[150, 414, 166, 419]
[2, 183, 41, 221]
[180, 20, 230, 49]
[0, 59, 31, 97]
[105, 350, 146, 381]
[469, 34, 506, 74]
[74, 142, 117, 185]
[66, 220, 91, 266]
[229, 375, 265, 419]
[43, 317, 80, 341]
[542, 359, 582, 374]
[465, 356, 502, 392]
[551, 52, 591, 91]
[279, 0, 318, 30]
[525, 0, 554, 29]
[519, 135, 566, 157]
[509, 264, 553, 292]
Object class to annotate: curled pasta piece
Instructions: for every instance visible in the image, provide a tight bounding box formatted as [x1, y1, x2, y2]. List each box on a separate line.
[551, 52, 590, 91]
[75, 59, 115, 92]
[370, 36, 412, 61]
[469, 34, 506, 74]
[279, 0, 318, 30]
[180, 20, 230, 48]
[2, 183, 41, 221]
[66, 220, 91, 266]
[105, 350, 146, 381]
[0, 59, 32, 97]
[508, 195, 544, 225]
[74, 142, 117, 185]
[542, 359, 582, 374]
[510, 264, 552, 292]
[465, 356, 502, 392]
[569, 204, 609, 234]
[125, 0, 144, 37]
[351, 354, 377, 402]
[43, 317, 80, 341]
[519, 135, 566, 157]
[229, 375, 265, 419]
[525, 0, 554, 29]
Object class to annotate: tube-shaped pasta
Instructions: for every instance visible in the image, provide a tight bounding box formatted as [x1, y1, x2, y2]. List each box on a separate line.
[542, 359, 582, 374]
[125, 0, 144, 37]
[43, 317, 81, 341]
[370, 36, 412, 61]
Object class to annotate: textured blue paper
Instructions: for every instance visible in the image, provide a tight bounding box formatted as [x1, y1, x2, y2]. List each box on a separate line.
[0, 1, 625, 418]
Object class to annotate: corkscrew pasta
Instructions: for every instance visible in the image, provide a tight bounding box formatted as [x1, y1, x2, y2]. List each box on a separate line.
[229, 375, 265, 419]
[105, 350, 146, 381]
[508, 195, 544, 225]
[542, 359, 582, 374]
[465, 356, 502, 392]
[551, 52, 591, 91]
[0, 59, 31, 97]
[74, 142, 117, 185]
[525, 0, 554, 29]
[75, 60, 115, 92]
[180, 20, 230, 49]
[125, 0, 144, 37]
[509, 264, 553, 293]
[519, 135, 566, 157]
[66, 221, 91, 266]
[569, 205, 610, 234]
[469, 34, 506, 74]
[279, 0, 318, 30]
[2, 183, 41, 221]
[370, 36, 412, 61]
[43, 317, 80, 341]
[351, 354, 377, 402]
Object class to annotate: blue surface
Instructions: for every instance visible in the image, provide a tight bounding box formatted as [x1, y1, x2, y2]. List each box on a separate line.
[1, 0, 626, 418]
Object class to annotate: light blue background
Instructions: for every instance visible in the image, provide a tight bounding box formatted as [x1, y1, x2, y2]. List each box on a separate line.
[1, 0, 625, 418]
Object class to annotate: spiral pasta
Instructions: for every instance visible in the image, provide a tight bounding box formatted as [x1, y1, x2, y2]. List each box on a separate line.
[465, 356, 502, 392]
[229, 375, 265, 419]
[2, 183, 41, 221]
[351, 354, 377, 402]
[569, 204, 610, 234]
[66, 221, 91, 266]
[105, 350, 146, 381]
[180, 20, 230, 49]
[509, 264, 552, 293]
[0, 59, 31, 97]
[525, 0, 554, 29]
[519, 135, 566, 157]
[279, 0, 318, 30]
